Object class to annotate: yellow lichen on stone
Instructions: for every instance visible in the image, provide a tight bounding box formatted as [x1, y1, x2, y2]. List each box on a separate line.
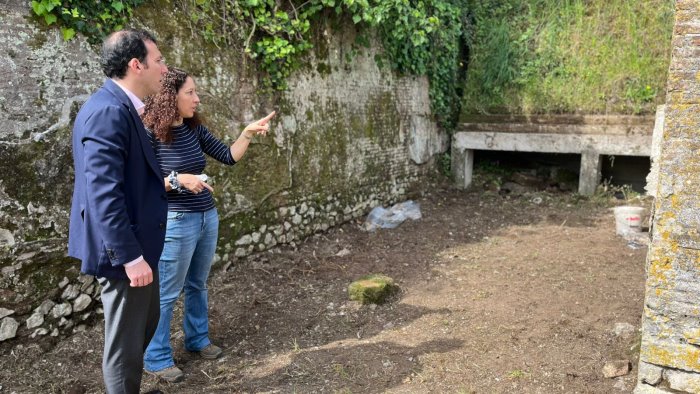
[639, 5, 700, 379]
[683, 329, 700, 345]
[648, 256, 673, 287]
[643, 344, 700, 372]
[670, 240, 679, 253]
[659, 327, 674, 339]
[661, 210, 676, 221]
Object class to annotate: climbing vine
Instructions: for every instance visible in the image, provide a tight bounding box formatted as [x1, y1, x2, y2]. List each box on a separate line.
[372, 0, 466, 129]
[186, 0, 467, 129]
[30, 0, 143, 43]
[31, 0, 467, 129]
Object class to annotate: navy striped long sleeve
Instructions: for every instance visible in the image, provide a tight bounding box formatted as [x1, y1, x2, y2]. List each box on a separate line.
[149, 123, 236, 212]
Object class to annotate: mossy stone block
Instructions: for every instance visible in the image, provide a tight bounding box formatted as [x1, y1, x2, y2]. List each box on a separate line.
[348, 274, 397, 304]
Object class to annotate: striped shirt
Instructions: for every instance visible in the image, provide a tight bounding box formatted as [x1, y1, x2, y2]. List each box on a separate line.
[150, 123, 236, 212]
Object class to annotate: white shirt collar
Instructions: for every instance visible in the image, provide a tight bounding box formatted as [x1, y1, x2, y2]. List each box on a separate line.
[111, 79, 145, 115]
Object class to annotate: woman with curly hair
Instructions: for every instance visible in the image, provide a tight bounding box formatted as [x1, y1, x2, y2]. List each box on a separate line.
[141, 67, 275, 382]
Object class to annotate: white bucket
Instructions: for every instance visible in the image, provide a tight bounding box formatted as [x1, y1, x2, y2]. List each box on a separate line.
[613, 206, 646, 235]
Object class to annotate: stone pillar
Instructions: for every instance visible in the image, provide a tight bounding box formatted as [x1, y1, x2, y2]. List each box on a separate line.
[636, 1, 700, 393]
[578, 149, 601, 196]
[451, 147, 474, 189]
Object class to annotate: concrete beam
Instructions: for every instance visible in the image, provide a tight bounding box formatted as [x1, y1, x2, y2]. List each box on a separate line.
[452, 130, 652, 195]
[452, 132, 652, 156]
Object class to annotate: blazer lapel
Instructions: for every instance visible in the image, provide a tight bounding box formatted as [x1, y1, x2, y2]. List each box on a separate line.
[103, 80, 163, 180]
[130, 109, 163, 180]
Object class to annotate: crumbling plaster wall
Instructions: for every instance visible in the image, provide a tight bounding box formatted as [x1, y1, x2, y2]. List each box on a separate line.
[636, 1, 700, 393]
[0, 1, 446, 342]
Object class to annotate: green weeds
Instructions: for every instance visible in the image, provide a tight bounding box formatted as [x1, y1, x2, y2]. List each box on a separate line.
[462, 0, 674, 115]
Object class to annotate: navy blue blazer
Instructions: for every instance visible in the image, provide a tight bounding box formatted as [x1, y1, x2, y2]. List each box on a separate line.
[68, 79, 168, 280]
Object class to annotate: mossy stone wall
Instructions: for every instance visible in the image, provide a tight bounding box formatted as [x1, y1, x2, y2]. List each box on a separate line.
[0, 2, 444, 342]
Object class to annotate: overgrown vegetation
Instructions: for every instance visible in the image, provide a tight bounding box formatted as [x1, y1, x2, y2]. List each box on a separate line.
[30, 0, 143, 42]
[591, 179, 645, 205]
[31, 0, 467, 130]
[30, 0, 675, 121]
[185, 0, 466, 128]
[462, 0, 675, 115]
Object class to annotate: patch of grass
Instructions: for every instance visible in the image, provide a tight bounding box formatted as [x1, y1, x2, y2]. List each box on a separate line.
[507, 369, 530, 379]
[589, 180, 646, 207]
[332, 363, 350, 380]
[472, 290, 492, 301]
[462, 0, 674, 115]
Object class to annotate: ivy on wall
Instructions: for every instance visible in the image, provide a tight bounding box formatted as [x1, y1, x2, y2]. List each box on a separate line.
[30, 0, 467, 130]
[30, 0, 144, 42]
[184, 0, 467, 129]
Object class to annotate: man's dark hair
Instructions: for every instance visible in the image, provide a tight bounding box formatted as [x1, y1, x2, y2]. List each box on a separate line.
[101, 29, 157, 79]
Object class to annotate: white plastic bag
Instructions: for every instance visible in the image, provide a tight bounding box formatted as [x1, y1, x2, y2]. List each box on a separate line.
[364, 200, 422, 231]
[393, 200, 422, 220]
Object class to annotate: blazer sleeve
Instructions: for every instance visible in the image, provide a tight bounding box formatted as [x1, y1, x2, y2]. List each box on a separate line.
[82, 104, 142, 266]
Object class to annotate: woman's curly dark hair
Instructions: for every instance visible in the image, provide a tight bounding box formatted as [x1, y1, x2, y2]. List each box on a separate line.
[142, 67, 202, 143]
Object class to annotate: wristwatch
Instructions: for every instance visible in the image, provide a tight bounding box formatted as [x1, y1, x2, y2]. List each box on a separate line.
[168, 171, 183, 193]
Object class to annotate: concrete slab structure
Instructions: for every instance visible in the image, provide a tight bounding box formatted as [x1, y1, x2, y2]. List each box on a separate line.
[451, 115, 655, 195]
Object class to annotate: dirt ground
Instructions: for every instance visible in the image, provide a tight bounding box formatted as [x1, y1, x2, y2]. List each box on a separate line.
[0, 184, 647, 393]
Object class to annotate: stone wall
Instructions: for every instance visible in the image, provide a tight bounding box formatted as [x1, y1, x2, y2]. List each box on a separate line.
[0, 1, 445, 343]
[636, 1, 700, 393]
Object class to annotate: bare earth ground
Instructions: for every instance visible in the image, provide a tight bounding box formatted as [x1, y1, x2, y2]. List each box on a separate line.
[0, 185, 646, 393]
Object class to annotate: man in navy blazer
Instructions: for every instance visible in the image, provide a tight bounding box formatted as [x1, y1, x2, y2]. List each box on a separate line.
[68, 29, 168, 393]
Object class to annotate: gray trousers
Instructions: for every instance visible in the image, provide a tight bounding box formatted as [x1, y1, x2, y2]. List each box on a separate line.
[98, 272, 160, 394]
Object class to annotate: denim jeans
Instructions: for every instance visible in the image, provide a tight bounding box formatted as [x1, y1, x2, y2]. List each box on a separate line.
[144, 208, 218, 372]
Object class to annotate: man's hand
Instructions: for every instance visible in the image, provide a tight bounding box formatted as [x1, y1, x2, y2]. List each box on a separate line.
[124, 260, 153, 287]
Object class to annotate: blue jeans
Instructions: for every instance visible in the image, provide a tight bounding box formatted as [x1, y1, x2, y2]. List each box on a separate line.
[144, 208, 218, 372]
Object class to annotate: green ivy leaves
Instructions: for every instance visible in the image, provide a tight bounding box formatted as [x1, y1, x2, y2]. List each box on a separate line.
[30, 0, 143, 44]
[189, 0, 465, 128]
[31, 0, 61, 24]
[31, 0, 466, 130]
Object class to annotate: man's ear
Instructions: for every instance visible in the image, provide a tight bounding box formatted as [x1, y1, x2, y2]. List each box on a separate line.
[127, 58, 141, 73]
